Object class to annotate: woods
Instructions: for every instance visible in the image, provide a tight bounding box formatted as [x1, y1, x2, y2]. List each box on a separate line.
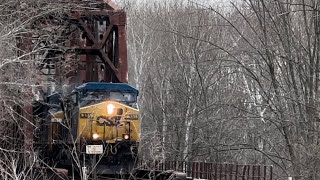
[123, 0, 320, 179]
[0, 1, 75, 179]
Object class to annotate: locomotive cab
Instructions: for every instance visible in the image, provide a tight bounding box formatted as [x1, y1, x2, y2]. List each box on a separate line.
[48, 82, 140, 175]
[74, 82, 140, 144]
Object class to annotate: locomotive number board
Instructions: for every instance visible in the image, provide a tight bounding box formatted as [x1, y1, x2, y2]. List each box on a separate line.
[86, 145, 103, 154]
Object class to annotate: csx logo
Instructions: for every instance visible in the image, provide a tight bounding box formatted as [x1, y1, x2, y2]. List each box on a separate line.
[80, 113, 94, 119]
[96, 116, 115, 126]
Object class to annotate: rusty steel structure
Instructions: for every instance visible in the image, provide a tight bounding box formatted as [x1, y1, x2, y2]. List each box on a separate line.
[64, 3, 128, 84]
[38, 0, 129, 88]
[138, 161, 273, 180]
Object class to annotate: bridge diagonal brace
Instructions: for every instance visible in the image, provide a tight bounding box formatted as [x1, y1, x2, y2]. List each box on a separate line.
[78, 19, 98, 45]
[99, 25, 113, 49]
[76, 18, 121, 82]
[99, 49, 120, 81]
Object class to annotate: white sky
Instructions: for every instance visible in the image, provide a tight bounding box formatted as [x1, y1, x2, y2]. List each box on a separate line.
[114, 0, 234, 7]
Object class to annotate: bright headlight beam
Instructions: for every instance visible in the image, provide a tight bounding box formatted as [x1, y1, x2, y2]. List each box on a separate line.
[124, 134, 129, 140]
[107, 104, 115, 115]
[92, 133, 99, 140]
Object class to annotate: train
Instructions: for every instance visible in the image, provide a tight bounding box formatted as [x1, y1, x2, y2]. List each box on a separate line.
[34, 82, 140, 176]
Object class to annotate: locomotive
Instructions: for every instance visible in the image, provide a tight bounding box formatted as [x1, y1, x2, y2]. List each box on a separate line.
[35, 82, 140, 175]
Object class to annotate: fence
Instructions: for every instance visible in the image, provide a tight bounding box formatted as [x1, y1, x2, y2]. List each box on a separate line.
[137, 161, 273, 180]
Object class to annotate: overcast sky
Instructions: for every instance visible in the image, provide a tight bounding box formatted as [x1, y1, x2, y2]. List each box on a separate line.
[114, 0, 234, 7]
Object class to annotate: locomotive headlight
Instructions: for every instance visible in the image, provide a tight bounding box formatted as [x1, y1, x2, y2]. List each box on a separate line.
[92, 133, 99, 140]
[107, 104, 115, 115]
[123, 134, 130, 140]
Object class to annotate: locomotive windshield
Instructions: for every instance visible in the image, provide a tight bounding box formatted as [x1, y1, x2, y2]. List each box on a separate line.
[79, 91, 137, 106]
[110, 91, 137, 102]
[76, 82, 139, 107]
